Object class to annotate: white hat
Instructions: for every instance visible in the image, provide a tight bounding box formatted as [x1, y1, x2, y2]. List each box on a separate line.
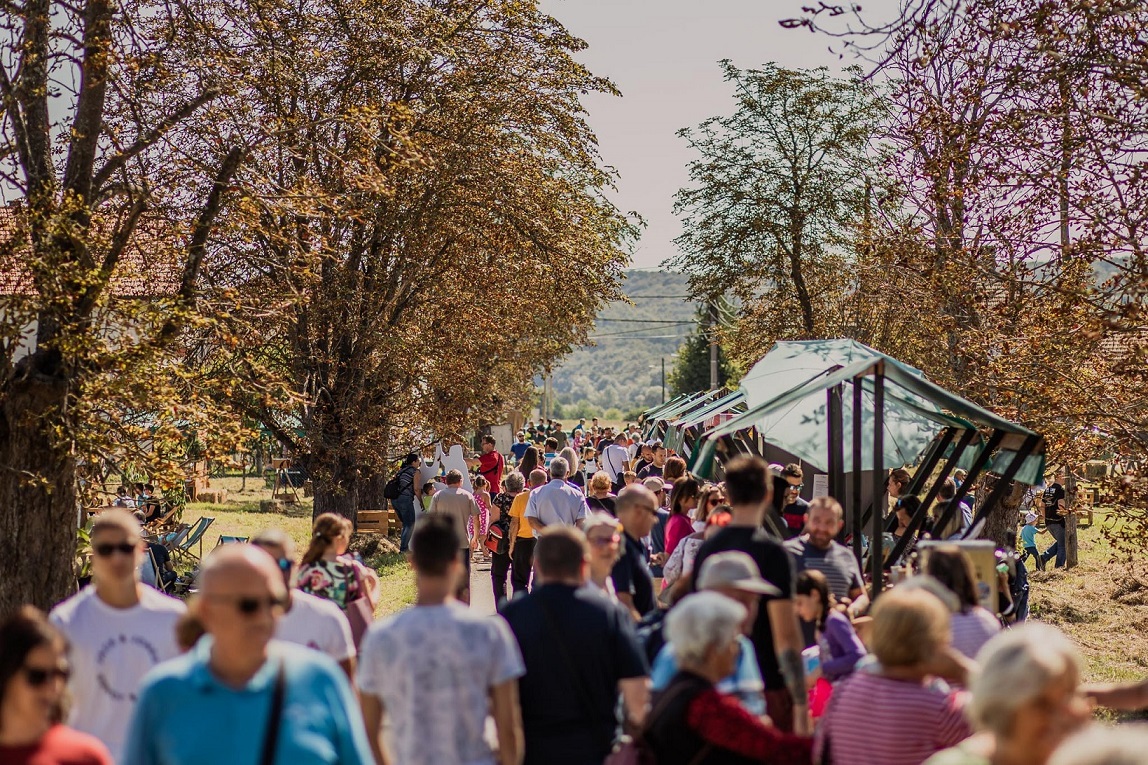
[697, 551, 782, 596]
[1025, 512, 1038, 524]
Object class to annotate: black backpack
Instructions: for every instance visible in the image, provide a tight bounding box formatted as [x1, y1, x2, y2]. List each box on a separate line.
[383, 473, 403, 500]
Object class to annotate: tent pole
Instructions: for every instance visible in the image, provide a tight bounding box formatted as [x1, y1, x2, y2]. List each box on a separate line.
[934, 430, 1005, 540]
[851, 378, 864, 567]
[885, 427, 958, 535]
[961, 433, 1043, 539]
[828, 384, 844, 505]
[870, 364, 885, 599]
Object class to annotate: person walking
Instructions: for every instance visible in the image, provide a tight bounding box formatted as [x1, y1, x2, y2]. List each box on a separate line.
[783, 497, 865, 604]
[466, 435, 506, 494]
[296, 513, 380, 637]
[122, 544, 373, 764]
[359, 516, 525, 765]
[0, 607, 112, 765]
[1039, 470, 1070, 569]
[583, 512, 624, 602]
[586, 471, 616, 514]
[508, 469, 547, 594]
[490, 471, 524, 604]
[427, 469, 482, 603]
[48, 510, 185, 762]
[525, 458, 587, 531]
[470, 474, 492, 563]
[500, 527, 649, 765]
[393, 452, 421, 553]
[251, 529, 356, 678]
[610, 484, 660, 621]
[600, 433, 631, 493]
[688, 455, 809, 734]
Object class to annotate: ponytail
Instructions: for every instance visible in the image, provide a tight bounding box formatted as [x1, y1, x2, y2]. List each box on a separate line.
[301, 513, 353, 566]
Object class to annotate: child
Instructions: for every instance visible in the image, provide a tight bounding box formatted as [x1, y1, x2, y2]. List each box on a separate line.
[1020, 511, 1047, 571]
[622, 470, 638, 487]
[420, 482, 436, 512]
[794, 570, 866, 684]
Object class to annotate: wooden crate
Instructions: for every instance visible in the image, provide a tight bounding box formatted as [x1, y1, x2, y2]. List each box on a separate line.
[357, 510, 387, 533]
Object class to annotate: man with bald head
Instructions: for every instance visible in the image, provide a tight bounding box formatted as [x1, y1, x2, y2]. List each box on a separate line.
[122, 544, 373, 765]
[610, 484, 661, 621]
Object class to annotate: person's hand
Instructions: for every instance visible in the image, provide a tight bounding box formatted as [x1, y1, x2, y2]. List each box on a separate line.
[651, 552, 667, 567]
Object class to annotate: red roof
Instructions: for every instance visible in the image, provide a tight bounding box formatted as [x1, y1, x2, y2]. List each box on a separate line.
[0, 203, 182, 298]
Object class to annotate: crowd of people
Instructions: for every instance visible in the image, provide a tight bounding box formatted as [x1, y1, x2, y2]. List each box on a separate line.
[2, 430, 1146, 765]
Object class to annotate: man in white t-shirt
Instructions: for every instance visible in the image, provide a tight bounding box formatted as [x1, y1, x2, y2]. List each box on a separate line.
[358, 515, 525, 765]
[49, 509, 185, 762]
[601, 432, 631, 491]
[251, 528, 355, 678]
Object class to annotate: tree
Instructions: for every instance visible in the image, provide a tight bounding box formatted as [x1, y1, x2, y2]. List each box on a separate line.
[668, 302, 739, 396]
[0, 0, 254, 612]
[670, 63, 885, 341]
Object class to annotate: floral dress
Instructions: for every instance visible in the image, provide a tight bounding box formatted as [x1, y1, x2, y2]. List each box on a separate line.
[296, 558, 361, 609]
[469, 492, 490, 545]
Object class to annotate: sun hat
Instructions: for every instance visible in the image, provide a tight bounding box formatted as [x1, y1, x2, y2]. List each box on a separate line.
[697, 551, 782, 596]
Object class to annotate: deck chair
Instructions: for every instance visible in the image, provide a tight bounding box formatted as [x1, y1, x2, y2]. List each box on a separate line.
[159, 523, 191, 550]
[215, 534, 249, 548]
[171, 517, 215, 563]
[147, 504, 180, 531]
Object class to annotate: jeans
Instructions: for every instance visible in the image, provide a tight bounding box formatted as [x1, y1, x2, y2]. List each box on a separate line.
[511, 537, 536, 594]
[1041, 522, 1066, 568]
[491, 551, 512, 605]
[1021, 545, 1044, 571]
[394, 495, 417, 553]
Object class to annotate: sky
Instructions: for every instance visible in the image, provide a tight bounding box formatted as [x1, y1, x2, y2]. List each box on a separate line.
[538, 0, 850, 270]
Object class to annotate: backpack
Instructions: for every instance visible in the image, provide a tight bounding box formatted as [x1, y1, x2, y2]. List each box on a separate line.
[383, 473, 402, 500]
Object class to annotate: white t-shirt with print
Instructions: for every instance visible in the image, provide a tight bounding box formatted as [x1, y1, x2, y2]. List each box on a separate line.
[277, 590, 355, 661]
[49, 586, 186, 761]
[357, 602, 525, 765]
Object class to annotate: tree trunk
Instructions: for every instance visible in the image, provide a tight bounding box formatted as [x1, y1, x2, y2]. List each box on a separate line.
[359, 472, 387, 512]
[312, 476, 359, 527]
[0, 351, 79, 616]
[980, 476, 1024, 547]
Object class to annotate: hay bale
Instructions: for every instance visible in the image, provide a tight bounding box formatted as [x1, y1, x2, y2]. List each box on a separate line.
[259, 499, 284, 514]
[197, 489, 228, 504]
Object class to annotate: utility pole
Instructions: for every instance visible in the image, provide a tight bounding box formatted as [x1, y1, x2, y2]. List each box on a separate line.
[661, 357, 666, 403]
[709, 300, 719, 390]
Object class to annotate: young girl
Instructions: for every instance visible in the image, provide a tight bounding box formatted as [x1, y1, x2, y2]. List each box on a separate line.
[420, 482, 436, 512]
[794, 570, 866, 684]
[470, 474, 491, 562]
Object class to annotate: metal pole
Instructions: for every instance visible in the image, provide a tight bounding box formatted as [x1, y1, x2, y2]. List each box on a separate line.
[828, 384, 844, 503]
[934, 430, 1005, 541]
[851, 377, 864, 567]
[709, 301, 719, 390]
[661, 358, 666, 404]
[870, 364, 885, 599]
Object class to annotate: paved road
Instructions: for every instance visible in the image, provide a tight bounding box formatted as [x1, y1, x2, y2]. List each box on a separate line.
[469, 556, 496, 615]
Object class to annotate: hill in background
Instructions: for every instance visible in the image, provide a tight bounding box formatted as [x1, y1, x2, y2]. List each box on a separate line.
[547, 270, 697, 419]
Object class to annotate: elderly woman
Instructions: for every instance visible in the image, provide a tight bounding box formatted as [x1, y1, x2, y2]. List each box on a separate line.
[559, 446, 584, 490]
[586, 470, 616, 514]
[924, 624, 1090, 765]
[924, 545, 1001, 659]
[0, 607, 112, 764]
[645, 592, 812, 765]
[815, 587, 972, 765]
[583, 512, 623, 602]
[489, 471, 525, 604]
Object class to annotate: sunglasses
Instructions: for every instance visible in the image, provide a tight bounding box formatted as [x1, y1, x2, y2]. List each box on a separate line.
[210, 594, 288, 616]
[23, 665, 70, 687]
[707, 496, 724, 505]
[93, 542, 137, 557]
[787, 483, 804, 491]
[589, 533, 621, 547]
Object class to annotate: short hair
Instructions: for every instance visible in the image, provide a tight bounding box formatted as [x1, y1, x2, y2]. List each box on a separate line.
[482, 435, 496, 445]
[558, 447, 580, 474]
[890, 468, 912, 485]
[623, 470, 637, 480]
[808, 496, 843, 521]
[411, 515, 461, 576]
[534, 527, 589, 580]
[967, 624, 1081, 737]
[445, 469, 463, 486]
[923, 545, 979, 610]
[422, 481, 436, 494]
[615, 484, 657, 517]
[545, 437, 559, 450]
[723, 455, 772, 507]
[549, 457, 569, 479]
[782, 463, 804, 480]
[251, 528, 295, 557]
[528, 469, 548, 488]
[0, 606, 67, 723]
[642, 476, 665, 495]
[939, 477, 957, 500]
[504, 471, 525, 493]
[666, 592, 746, 666]
[1047, 726, 1148, 765]
[91, 508, 142, 541]
[651, 440, 665, 452]
[870, 587, 951, 667]
[589, 471, 612, 493]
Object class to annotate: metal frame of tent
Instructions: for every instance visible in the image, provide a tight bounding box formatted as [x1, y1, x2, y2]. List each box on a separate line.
[688, 355, 1045, 597]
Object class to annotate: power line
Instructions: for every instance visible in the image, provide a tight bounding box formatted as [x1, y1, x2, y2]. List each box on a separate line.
[595, 318, 696, 324]
[613, 295, 693, 300]
[586, 324, 694, 339]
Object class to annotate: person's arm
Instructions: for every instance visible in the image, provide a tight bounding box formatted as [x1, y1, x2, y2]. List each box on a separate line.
[528, 517, 547, 532]
[768, 598, 811, 735]
[684, 687, 813, 763]
[615, 591, 641, 621]
[820, 614, 866, 680]
[360, 692, 389, 765]
[508, 517, 520, 553]
[620, 677, 650, 726]
[1084, 678, 1148, 710]
[490, 679, 524, 765]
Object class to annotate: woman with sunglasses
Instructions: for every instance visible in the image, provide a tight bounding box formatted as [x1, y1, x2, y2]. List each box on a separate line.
[584, 512, 624, 603]
[0, 607, 112, 764]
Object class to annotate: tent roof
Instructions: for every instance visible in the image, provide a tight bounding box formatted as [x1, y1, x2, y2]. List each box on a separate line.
[691, 340, 1044, 484]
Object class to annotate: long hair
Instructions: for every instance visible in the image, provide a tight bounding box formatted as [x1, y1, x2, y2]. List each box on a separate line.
[0, 606, 68, 724]
[301, 513, 353, 566]
[519, 446, 542, 478]
[669, 477, 701, 517]
[924, 545, 980, 613]
[795, 569, 833, 631]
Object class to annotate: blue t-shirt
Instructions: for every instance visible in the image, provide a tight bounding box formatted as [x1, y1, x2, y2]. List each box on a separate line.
[649, 635, 766, 716]
[122, 637, 372, 765]
[1020, 524, 1039, 548]
[510, 442, 530, 461]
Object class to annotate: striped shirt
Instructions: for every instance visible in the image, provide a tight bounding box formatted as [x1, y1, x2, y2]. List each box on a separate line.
[950, 607, 1001, 660]
[814, 672, 971, 765]
[784, 537, 864, 600]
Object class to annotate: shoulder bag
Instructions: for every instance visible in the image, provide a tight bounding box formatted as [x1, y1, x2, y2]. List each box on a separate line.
[340, 561, 374, 648]
[259, 660, 286, 765]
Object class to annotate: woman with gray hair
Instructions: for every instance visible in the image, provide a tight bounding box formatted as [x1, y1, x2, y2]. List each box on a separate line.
[558, 446, 583, 490]
[924, 623, 1091, 765]
[644, 592, 812, 765]
[488, 471, 525, 604]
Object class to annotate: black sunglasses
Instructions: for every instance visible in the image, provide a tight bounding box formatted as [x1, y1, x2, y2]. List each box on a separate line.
[220, 595, 288, 616]
[93, 542, 137, 557]
[23, 665, 70, 687]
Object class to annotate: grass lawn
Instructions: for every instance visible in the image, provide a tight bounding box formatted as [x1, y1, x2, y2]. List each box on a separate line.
[1027, 512, 1148, 719]
[179, 501, 415, 617]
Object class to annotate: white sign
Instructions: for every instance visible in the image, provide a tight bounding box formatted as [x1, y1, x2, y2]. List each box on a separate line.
[812, 474, 829, 499]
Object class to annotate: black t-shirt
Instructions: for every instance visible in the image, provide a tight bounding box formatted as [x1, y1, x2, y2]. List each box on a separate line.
[147, 542, 171, 571]
[1043, 483, 1066, 524]
[637, 463, 664, 480]
[500, 584, 648, 765]
[611, 532, 656, 617]
[587, 496, 616, 515]
[691, 525, 795, 690]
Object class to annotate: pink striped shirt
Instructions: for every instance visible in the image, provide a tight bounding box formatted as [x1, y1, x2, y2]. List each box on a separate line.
[814, 672, 971, 765]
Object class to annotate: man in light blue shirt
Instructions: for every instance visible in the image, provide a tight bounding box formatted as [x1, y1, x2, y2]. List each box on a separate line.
[526, 457, 588, 531]
[122, 545, 372, 765]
